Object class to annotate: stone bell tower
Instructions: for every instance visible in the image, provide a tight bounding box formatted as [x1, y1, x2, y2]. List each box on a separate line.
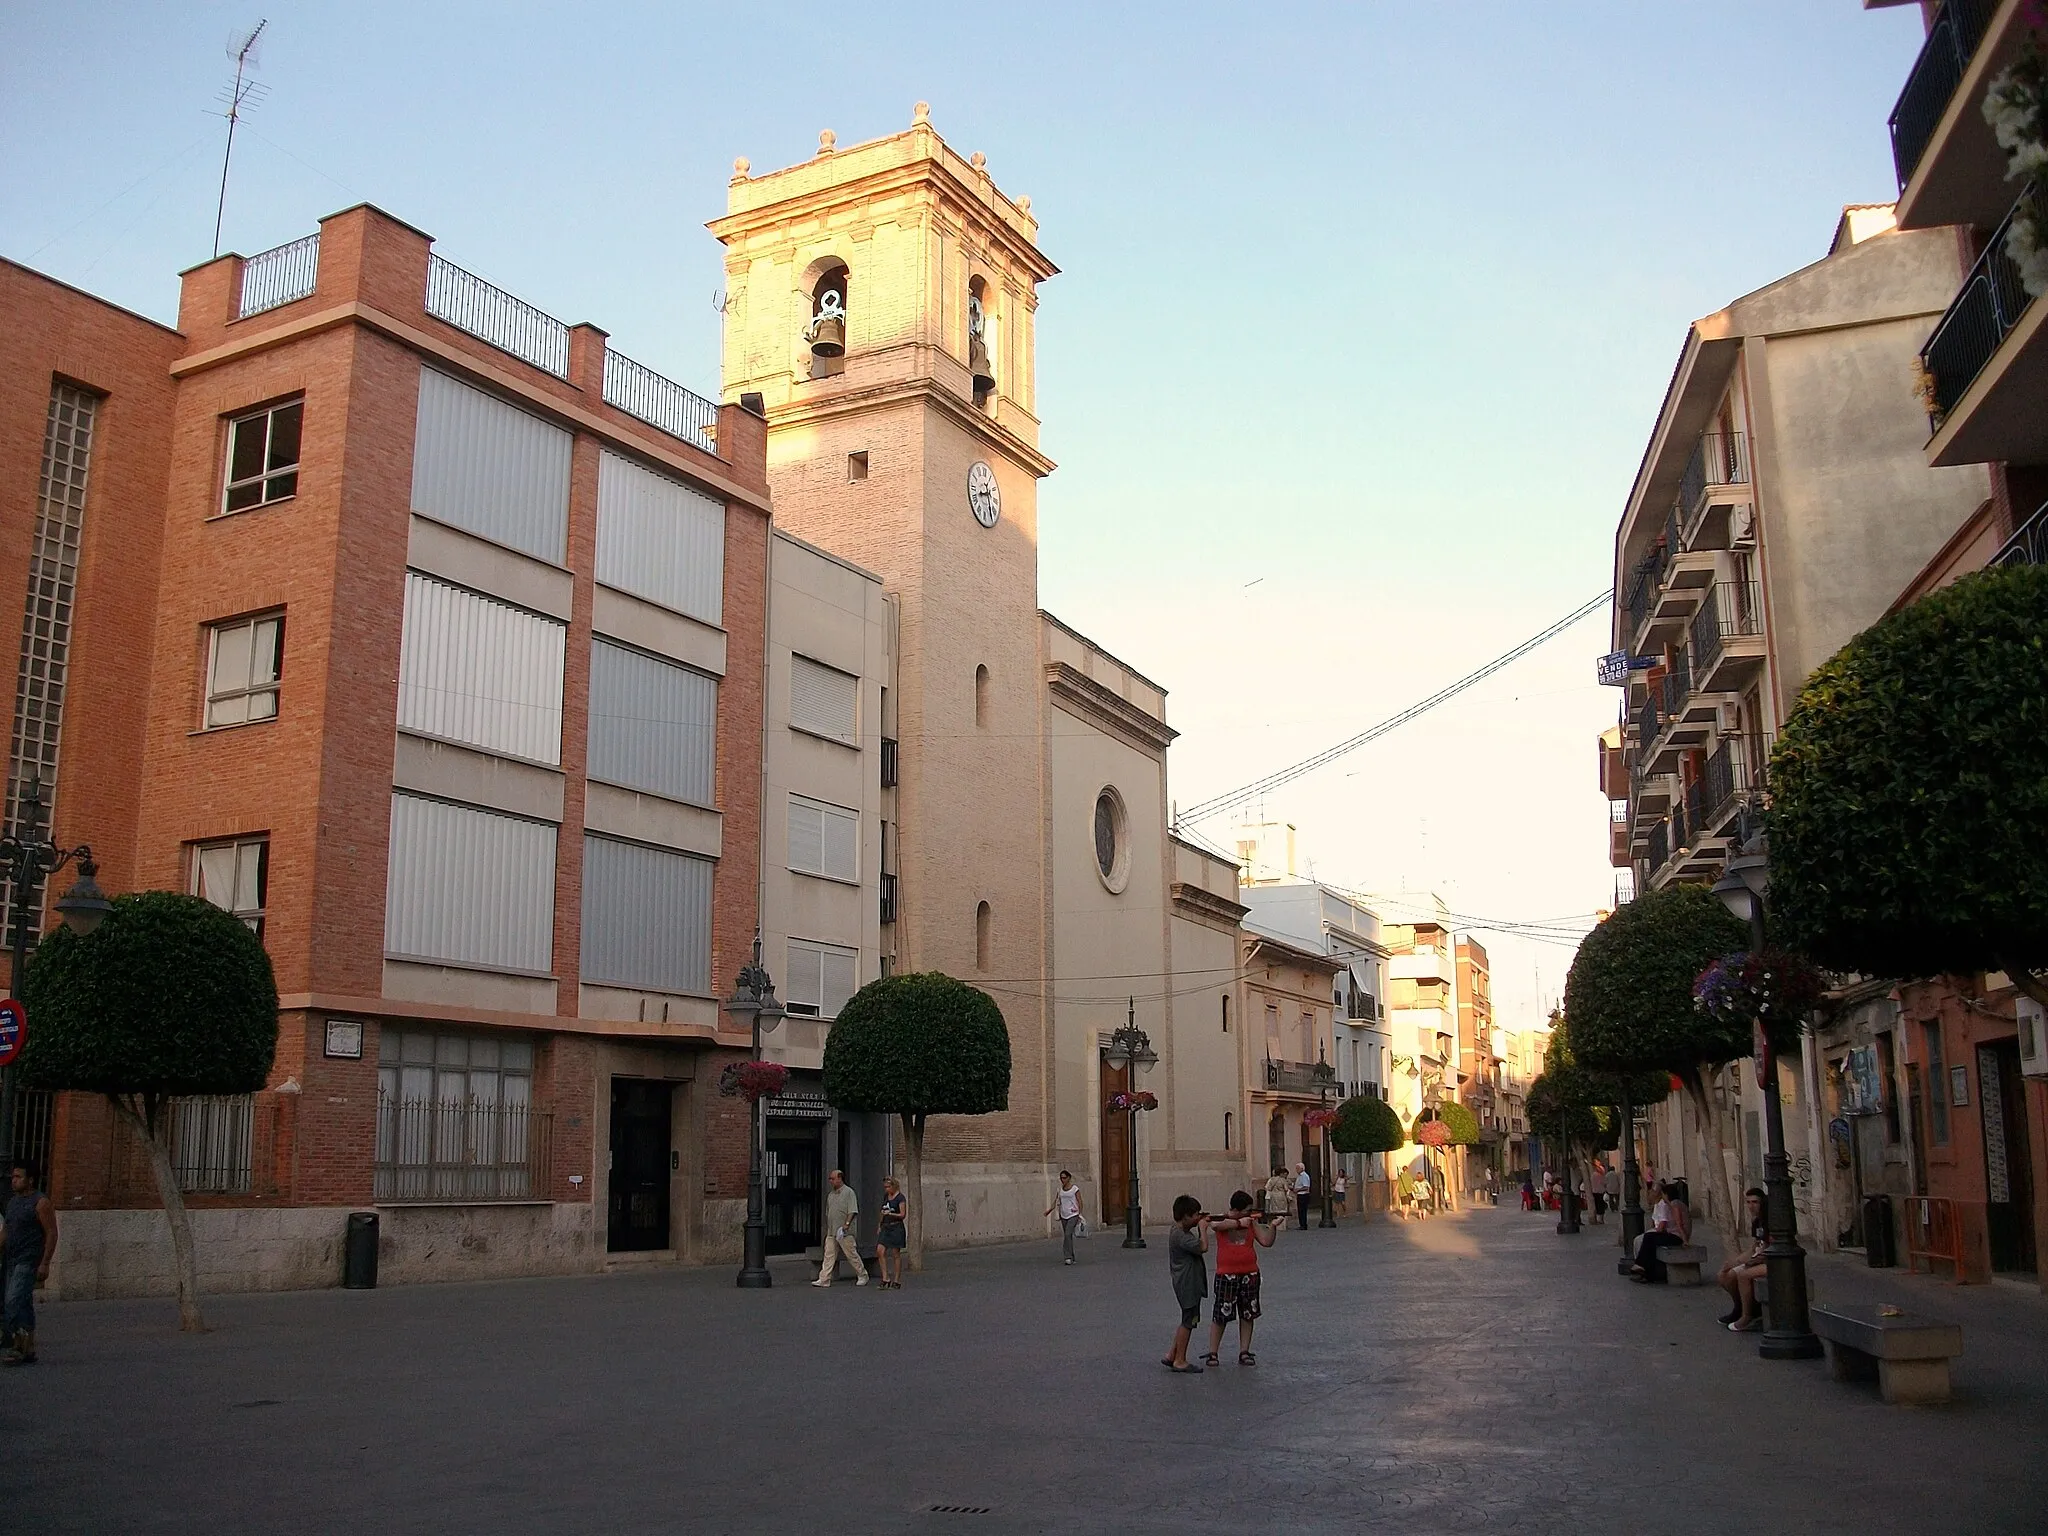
[711, 106, 1061, 1236]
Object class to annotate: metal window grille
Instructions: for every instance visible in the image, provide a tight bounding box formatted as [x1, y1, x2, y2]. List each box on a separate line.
[425, 254, 569, 378]
[3, 383, 96, 943]
[236, 233, 320, 318]
[375, 1093, 551, 1203]
[171, 1095, 254, 1194]
[223, 400, 302, 512]
[190, 836, 268, 939]
[205, 614, 284, 727]
[9, 1088, 54, 1189]
[601, 349, 719, 455]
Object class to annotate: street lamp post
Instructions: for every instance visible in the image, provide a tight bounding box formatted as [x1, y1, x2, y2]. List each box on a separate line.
[0, 776, 109, 1161]
[1315, 1058, 1338, 1228]
[721, 935, 785, 1290]
[1713, 843, 1823, 1362]
[1105, 998, 1157, 1249]
[1555, 1104, 1581, 1235]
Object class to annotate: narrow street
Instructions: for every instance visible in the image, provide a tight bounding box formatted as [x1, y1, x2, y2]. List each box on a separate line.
[11, 1207, 2044, 1533]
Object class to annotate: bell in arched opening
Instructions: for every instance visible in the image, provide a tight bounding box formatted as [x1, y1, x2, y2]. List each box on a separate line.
[806, 265, 848, 361]
[967, 284, 995, 398]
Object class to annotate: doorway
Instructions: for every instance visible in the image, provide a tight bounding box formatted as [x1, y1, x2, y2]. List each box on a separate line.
[608, 1078, 672, 1253]
[764, 1133, 822, 1255]
[1979, 1041, 2037, 1274]
[1100, 1058, 1130, 1223]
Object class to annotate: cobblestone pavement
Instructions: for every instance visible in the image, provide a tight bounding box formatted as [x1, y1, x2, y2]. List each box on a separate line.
[7, 1202, 2046, 1533]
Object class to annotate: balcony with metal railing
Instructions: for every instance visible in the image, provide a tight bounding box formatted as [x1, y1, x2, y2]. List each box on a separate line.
[879, 871, 899, 926]
[602, 348, 719, 455]
[1703, 733, 1770, 831]
[1922, 183, 2048, 466]
[1262, 1058, 1340, 1099]
[1689, 581, 1766, 694]
[236, 232, 320, 318]
[1992, 500, 2048, 568]
[1888, 0, 1996, 193]
[425, 254, 571, 377]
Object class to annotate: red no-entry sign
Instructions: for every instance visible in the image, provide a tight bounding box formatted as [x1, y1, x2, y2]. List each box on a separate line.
[0, 998, 25, 1067]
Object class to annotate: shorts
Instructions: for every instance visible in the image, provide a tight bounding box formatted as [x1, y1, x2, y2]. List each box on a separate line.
[1179, 1303, 1203, 1330]
[1213, 1270, 1262, 1324]
[878, 1222, 906, 1250]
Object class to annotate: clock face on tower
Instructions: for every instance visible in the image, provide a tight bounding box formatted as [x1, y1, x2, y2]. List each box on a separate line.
[967, 461, 1001, 528]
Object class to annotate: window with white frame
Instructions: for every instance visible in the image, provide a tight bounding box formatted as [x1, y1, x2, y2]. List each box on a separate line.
[223, 399, 303, 513]
[789, 654, 857, 745]
[788, 794, 858, 883]
[171, 1095, 254, 1194]
[785, 938, 858, 1019]
[190, 837, 268, 938]
[375, 1028, 539, 1202]
[205, 613, 284, 727]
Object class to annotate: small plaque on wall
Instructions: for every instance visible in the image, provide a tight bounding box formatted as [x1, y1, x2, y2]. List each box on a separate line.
[324, 1019, 365, 1060]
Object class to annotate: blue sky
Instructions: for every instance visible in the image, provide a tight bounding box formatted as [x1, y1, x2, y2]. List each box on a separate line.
[0, 2, 1933, 1026]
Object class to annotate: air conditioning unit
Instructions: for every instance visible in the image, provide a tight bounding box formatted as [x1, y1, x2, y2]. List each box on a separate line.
[1730, 504, 1757, 549]
[2020, 996, 2048, 1079]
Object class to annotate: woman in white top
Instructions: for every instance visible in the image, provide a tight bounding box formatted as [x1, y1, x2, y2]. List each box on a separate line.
[1043, 1170, 1084, 1265]
[1630, 1180, 1692, 1283]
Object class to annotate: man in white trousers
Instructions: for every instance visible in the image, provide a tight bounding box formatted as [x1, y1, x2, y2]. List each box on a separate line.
[813, 1168, 868, 1287]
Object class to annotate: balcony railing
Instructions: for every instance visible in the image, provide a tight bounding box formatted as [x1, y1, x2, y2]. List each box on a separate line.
[1888, 0, 1996, 190]
[1923, 183, 2044, 421]
[237, 233, 320, 318]
[1634, 692, 1660, 754]
[880, 736, 899, 789]
[1659, 657, 1692, 721]
[1704, 734, 1771, 826]
[1680, 431, 1750, 516]
[602, 348, 719, 455]
[425, 254, 570, 378]
[1992, 499, 2048, 568]
[374, 1095, 553, 1203]
[1622, 537, 1670, 641]
[879, 871, 898, 926]
[1646, 822, 1669, 880]
[1264, 1058, 1340, 1096]
[1688, 580, 1764, 674]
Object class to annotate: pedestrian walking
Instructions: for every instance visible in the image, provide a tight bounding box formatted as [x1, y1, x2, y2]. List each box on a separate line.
[1160, 1195, 1209, 1374]
[1588, 1158, 1607, 1224]
[1396, 1165, 1417, 1219]
[2, 1157, 56, 1367]
[1293, 1161, 1312, 1231]
[1331, 1167, 1348, 1219]
[1604, 1162, 1620, 1217]
[1044, 1169, 1085, 1265]
[1203, 1190, 1276, 1368]
[1262, 1166, 1292, 1228]
[874, 1176, 907, 1289]
[811, 1168, 868, 1288]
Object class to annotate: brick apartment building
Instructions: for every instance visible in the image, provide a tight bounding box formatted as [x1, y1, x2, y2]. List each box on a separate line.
[2, 202, 774, 1297]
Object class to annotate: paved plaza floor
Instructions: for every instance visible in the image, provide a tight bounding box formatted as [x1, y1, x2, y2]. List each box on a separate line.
[7, 1202, 2046, 1533]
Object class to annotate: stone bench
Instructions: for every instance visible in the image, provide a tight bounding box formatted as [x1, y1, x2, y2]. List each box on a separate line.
[1810, 1303, 1962, 1405]
[1658, 1245, 1708, 1286]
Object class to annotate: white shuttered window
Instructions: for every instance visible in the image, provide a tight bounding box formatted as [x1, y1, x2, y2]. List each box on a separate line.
[785, 939, 858, 1020]
[595, 450, 724, 624]
[580, 835, 712, 994]
[788, 794, 858, 883]
[411, 369, 572, 562]
[385, 793, 556, 973]
[587, 639, 716, 805]
[789, 655, 857, 745]
[398, 572, 566, 765]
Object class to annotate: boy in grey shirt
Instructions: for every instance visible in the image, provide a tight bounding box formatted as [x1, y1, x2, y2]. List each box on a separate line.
[1161, 1194, 1209, 1373]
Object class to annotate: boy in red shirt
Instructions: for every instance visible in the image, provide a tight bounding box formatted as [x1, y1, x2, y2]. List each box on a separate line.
[1204, 1189, 1277, 1366]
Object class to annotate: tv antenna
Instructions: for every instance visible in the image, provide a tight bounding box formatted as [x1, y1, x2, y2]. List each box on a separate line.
[212, 19, 269, 259]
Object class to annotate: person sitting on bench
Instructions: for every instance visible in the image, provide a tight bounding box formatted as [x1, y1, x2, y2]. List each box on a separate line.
[1719, 1187, 1769, 1330]
[1629, 1180, 1692, 1283]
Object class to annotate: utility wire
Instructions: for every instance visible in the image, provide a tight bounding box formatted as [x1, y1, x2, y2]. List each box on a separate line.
[1176, 589, 1611, 824]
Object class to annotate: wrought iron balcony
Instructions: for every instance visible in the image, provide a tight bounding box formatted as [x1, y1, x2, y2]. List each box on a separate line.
[1689, 581, 1766, 691]
[1888, 0, 1995, 191]
[1992, 500, 2048, 568]
[879, 871, 898, 925]
[1679, 431, 1750, 519]
[880, 736, 899, 789]
[1703, 733, 1770, 829]
[237, 233, 320, 318]
[1264, 1058, 1339, 1097]
[1923, 183, 2044, 422]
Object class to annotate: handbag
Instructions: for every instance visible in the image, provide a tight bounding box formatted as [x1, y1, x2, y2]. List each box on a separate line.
[1075, 1215, 1089, 1238]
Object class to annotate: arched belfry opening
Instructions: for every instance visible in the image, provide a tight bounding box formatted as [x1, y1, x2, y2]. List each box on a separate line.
[967, 276, 995, 406]
[806, 260, 849, 378]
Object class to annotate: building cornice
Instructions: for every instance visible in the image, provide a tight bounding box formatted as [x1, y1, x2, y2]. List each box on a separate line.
[750, 363, 1057, 479]
[1045, 661, 1178, 755]
[1170, 881, 1248, 933]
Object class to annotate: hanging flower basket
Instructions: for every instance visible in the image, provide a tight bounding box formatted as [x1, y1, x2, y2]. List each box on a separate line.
[717, 1060, 789, 1103]
[1414, 1119, 1451, 1149]
[1303, 1107, 1340, 1129]
[1106, 1090, 1158, 1113]
[1692, 949, 1826, 1030]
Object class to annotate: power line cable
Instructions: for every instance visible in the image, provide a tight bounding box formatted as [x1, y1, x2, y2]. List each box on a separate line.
[1176, 589, 1610, 824]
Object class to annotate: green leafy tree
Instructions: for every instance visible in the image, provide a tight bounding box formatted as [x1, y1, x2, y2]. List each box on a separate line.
[1768, 563, 2048, 1007]
[822, 971, 1011, 1270]
[20, 891, 278, 1332]
[1436, 1100, 1480, 1146]
[1330, 1094, 1405, 1156]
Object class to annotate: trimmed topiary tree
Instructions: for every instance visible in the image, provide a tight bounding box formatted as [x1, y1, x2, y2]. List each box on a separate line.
[822, 971, 1011, 1270]
[19, 891, 278, 1331]
[1437, 1100, 1480, 1146]
[1330, 1094, 1405, 1158]
[1768, 562, 2048, 1005]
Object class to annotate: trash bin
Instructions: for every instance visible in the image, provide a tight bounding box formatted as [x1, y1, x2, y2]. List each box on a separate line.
[1863, 1194, 1896, 1268]
[343, 1210, 379, 1289]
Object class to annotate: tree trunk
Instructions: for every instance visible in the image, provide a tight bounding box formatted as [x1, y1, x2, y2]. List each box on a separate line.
[1678, 1068, 1742, 1259]
[902, 1112, 926, 1274]
[2001, 962, 2048, 1011]
[110, 1095, 206, 1333]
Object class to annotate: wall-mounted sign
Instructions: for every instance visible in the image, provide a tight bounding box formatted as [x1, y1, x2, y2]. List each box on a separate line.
[766, 1087, 831, 1121]
[1950, 1063, 1969, 1107]
[1840, 1045, 1884, 1115]
[324, 1018, 364, 1060]
[1596, 652, 1658, 686]
[0, 999, 25, 1067]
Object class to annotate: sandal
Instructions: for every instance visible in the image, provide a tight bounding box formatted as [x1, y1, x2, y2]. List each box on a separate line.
[1239, 1351, 1257, 1366]
[1201, 1352, 1220, 1367]
[1163, 1360, 1202, 1374]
